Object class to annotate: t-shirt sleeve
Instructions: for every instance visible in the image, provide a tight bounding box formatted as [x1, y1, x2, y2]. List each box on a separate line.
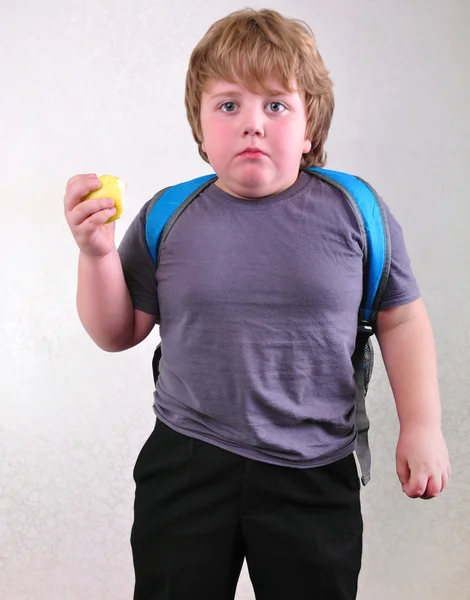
[118, 201, 159, 318]
[379, 201, 421, 310]
[380, 203, 420, 310]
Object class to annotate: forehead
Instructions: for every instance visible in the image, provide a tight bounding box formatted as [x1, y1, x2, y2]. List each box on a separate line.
[204, 76, 300, 98]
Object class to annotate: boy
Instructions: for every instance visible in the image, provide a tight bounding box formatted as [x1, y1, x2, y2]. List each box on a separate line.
[64, 8, 450, 600]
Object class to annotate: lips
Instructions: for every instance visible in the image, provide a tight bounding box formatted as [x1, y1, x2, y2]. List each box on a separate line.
[238, 147, 266, 158]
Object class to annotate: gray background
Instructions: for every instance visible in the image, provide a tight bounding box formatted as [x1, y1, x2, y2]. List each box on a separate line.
[1, 0, 469, 598]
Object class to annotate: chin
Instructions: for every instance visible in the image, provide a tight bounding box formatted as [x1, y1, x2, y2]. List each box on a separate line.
[233, 173, 276, 197]
[233, 183, 271, 198]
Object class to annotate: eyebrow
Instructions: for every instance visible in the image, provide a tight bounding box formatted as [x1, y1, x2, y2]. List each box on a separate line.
[208, 90, 243, 99]
[207, 89, 292, 100]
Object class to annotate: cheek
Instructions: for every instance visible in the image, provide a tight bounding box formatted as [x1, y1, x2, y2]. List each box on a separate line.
[203, 120, 232, 159]
[274, 120, 309, 153]
[207, 118, 232, 139]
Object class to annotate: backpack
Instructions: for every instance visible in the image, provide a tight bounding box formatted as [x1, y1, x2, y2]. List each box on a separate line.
[144, 167, 391, 485]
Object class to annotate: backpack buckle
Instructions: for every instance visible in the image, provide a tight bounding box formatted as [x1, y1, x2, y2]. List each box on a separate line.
[358, 320, 374, 337]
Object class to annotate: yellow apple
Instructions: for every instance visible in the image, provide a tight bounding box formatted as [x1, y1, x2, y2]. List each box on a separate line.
[83, 174, 125, 223]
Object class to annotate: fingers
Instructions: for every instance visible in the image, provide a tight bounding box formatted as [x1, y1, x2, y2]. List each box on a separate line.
[64, 173, 117, 234]
[420, 474, 442, 500]
[78, 205, 117, 233]
[64, 173, 101, 213]
[68, 196, 116, 228]
[440, 466, 450, 493]
[395, 431, 451, 501]
[402, 468, 449, 500]
[402, 470, 429, 498]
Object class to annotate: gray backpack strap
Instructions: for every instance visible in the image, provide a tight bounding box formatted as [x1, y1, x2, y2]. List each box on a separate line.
[306, 168, 391, 484]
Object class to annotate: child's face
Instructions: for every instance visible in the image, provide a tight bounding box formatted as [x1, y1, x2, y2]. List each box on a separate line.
[200, 78, 312, 199]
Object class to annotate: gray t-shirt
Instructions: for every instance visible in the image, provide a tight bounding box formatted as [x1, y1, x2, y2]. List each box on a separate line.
[119, 171, 420, 468]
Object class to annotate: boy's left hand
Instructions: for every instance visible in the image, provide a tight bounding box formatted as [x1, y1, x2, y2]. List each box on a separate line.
[395, 426, 450, 499]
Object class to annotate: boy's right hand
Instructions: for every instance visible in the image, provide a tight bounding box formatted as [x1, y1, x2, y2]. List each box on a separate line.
[64, 173, 117, 259]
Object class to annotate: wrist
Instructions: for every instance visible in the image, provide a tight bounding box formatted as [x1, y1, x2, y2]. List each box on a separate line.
[79, 247, 117, 265]
[399, 418, 442, 435]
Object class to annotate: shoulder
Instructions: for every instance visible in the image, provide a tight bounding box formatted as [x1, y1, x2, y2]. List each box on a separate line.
[145, 174, 218, 220]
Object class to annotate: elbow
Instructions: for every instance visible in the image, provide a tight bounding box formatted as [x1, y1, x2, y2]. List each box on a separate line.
[94, 334, 136, 353]
[83, 326, 136, 353]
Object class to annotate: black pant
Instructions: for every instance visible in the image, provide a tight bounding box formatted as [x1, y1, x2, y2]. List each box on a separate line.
[131, 420, 363, 600]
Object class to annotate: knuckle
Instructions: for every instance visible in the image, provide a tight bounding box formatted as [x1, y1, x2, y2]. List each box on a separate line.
[410, 482, 426, 496]
[86, 215, 99, 228]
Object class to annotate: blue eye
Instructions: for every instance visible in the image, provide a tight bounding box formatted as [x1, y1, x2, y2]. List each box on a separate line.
[221, 102, 237, 112]
[266, 102, 286, 113]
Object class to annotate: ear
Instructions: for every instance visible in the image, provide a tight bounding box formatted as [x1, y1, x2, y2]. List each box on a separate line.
[302, 139, 312, 154]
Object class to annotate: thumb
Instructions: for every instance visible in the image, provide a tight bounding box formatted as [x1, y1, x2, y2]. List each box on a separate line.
[396, 454, 410, 490]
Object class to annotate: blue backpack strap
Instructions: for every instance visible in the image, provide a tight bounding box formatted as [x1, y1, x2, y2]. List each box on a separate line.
[306, 167, 391, 485]
[306, 167, 391, 327]
[145, 174, 217, 264]
[145, 174, 217, 385]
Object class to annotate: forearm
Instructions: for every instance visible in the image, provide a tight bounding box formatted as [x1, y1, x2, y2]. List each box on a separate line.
[377, 303, 441, 430]
[77, 248, 135, 351]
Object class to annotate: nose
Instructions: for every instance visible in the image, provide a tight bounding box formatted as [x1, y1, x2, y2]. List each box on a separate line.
[243, 124, 264, 137]
[242, 106, 265, 137]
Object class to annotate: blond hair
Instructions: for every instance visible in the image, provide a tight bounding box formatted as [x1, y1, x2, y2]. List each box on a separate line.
[185, 8, 335, 168]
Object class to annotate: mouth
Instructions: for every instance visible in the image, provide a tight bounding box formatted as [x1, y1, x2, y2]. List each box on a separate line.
[238, 148, 267, 158]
